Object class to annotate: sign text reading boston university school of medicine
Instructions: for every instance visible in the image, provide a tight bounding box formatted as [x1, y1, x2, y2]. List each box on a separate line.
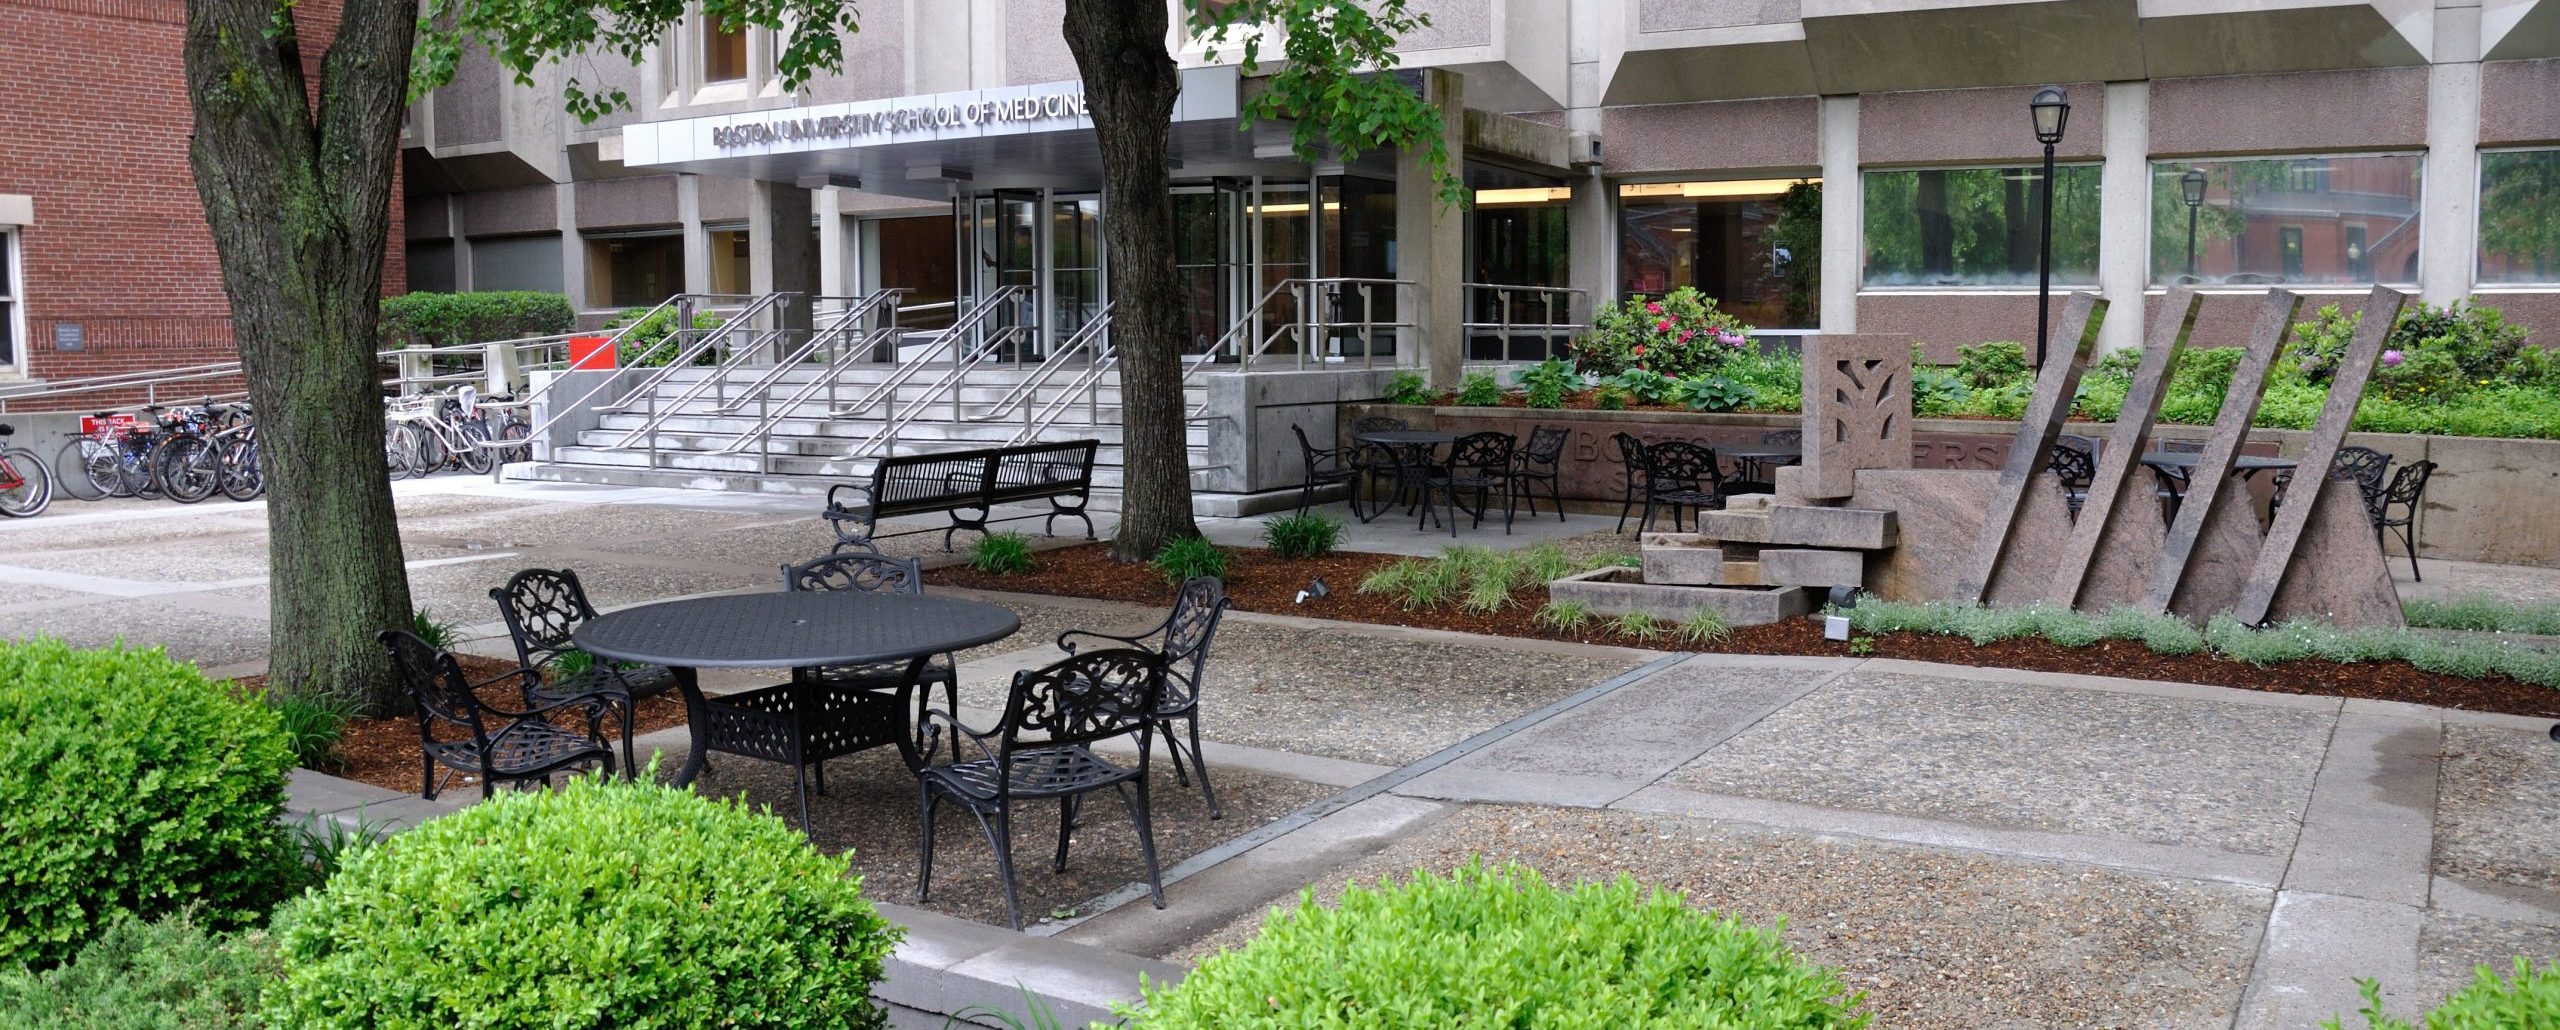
[711, 91, 1089, 149]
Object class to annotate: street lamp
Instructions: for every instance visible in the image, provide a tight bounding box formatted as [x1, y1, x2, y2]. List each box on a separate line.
[2029, 86, 2070, 368]
[2180, 167, 2208, 279]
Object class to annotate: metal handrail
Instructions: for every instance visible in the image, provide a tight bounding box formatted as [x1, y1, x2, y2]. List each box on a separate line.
[707, 294, 915, 468]
[844, 299, 1041, 459]
[964, 303, 1114, 425]
[591, 293, 783, 413]
[710, 290, 908, 414]
[1013, 335, 1118, 445]
[826, 286, 1027, 421]
[467, 293, 747, 464]
[1462, 282, 1590, 363]
[0, 361, 249, 412]
[598, 298, 809, 452]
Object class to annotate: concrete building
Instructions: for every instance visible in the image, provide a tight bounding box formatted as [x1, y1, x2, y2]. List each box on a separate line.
[402, 0, 2560, 362]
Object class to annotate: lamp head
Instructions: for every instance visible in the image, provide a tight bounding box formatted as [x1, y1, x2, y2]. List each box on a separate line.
[2180, 167, 2208, 208]
[2030, 86, 2070, 146]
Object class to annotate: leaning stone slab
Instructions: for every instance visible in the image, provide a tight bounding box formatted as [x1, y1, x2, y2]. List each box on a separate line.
[1696, 509, 1773, 545]
[2048, 288, 2202, 607]
[2141, 290, 2303, 614]
[2263, 478, 2405, 629]
[1843, 468, 2071, 604]
[1757, 548, 1866, 589]
[1766, 504, 1898, 550]
[1547, 567, 1814, 627]
[2234, 286, 2410, 627]
[1955, 291, 2107, 602]
[1800, 333, 1917, 500]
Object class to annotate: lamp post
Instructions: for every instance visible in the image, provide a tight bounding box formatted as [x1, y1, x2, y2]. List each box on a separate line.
[2180, 167, 2208, 280]
[2029, 86, 2070, 369]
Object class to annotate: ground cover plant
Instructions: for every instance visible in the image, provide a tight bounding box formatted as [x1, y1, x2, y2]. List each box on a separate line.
[1119, 861, 1867, 1028]
[2327, 958, 2559, 1029]
[2403, 594, 2560, 636]
[970, 531, 1039, 575]
[0, 910, 281, 1029]
[1262, 512, 1344, 559]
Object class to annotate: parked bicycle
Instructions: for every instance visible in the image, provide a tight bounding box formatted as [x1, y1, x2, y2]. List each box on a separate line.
[0, 422, 54, 517]
[387, 387, 497, 478]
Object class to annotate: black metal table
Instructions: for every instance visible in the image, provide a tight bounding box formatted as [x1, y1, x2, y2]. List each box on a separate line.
[1352, 430, 1461, 523]
[2140, 452, 2297, 476]
[575, 592, 1021, 791]
[1722, 444, 1803, 484]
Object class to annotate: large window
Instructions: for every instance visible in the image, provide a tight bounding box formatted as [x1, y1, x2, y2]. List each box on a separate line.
[2480, 148, 2560, 285]
[586, 232, 685, 308]
[2149, 155, 2421, 286]
[1620, 179, 1820, 329]
[470, 234, 564, 294]
[1863, 165, 2099, 288]
[702, 16, 748, 84]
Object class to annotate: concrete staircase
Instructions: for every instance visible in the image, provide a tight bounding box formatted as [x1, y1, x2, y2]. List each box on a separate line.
[509, 364, 1212, 510]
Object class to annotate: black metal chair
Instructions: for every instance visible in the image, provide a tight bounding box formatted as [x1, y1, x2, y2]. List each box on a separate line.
[1420, 431, 1516, 536]
[781, 552, 959, 802]
[489, 567, 669, 708]
[1059, 576, 1233, 819]
[2373, 460, 2436, 582]
[915, 648, 1170, 930]
[2270, 445, 2392, 519]
[2152, 438, 2205, 522]
[1639, 440, 1726, 532]
[1608, 432, 1650, 534]
[1508, 425, 1569, 522]
[1289, 424, 1363, 517]
[1352, 415, 1408, 435]
[376, 629, 631, 801]
[2046, 435, 2097, 516]
[1348, 416, 1415, 518]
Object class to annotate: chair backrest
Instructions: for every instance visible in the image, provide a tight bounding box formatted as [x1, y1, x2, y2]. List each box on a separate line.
[1449, 431, 1514, 471]
[1645, 439, 1721, 487]
[1522, 425, 1568, 464]
[998, 648, 1166, 761]
[1761, 428, 1802, 446]
[489, 568, 599, 673]
[1353, 415, 1408, 435]
[2329, 445, 2392, 500]
[1291, 424, 1329, 463]
[377, 629, 489, 743]
[2044, 440, 2096, 488]
[1158, 576, 1232, 688]
[2381, 459, 2435, 513]
[783, 551, 924, 595]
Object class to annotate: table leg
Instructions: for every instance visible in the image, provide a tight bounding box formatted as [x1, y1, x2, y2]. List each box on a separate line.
[669, 665, 711, 788]
[894, 654, 935, 772]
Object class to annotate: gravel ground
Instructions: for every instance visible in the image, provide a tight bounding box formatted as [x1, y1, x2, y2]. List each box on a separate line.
[1668, 670, 2332, 856]
[2416, 910, 2560, 1007]
[0, 594, 269, 667]
[2433, 723, 2560, 892]
[642, 743, 1334, 928]
[1175, 804, 2268, 1029]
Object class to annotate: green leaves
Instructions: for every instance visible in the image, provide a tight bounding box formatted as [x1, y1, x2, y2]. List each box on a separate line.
[1192, 0, 1464, 207]
[1149, 536, 1231, 584]
[412, 0, 865, 123]
[1262, 512, 1344, 559]
[379, 291, 575, 349]
[969, 532, 1039, 575]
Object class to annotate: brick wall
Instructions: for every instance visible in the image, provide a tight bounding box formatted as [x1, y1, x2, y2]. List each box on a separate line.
[0, 0, 405, 406]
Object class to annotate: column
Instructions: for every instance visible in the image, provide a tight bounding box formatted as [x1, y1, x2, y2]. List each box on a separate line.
[678, 174, 711, 296]
[2098, 80, 2151, 353]
[447, 197, 474, 292]
[2420, 5, 2483, 307]
[749, 180, 818, 336]
[1396, 68, 1466, 387]
[554, 183, 588, 311]
[1818, 94, 1860, 334]
[815, 186, 851, 300]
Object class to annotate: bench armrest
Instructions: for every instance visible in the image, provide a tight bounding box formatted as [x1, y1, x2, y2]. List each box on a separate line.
[825, 482, 875, 512]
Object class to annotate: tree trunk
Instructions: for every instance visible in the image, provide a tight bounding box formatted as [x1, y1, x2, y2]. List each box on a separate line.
[184, 0, 417, 711]
[1064, 0, 1201, 562]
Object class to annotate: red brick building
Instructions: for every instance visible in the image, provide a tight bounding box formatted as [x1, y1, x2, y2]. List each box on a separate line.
[0, 0, 403, 401]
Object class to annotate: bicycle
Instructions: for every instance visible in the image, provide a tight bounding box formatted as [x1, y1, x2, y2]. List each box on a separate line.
[387, 387, 494, 478]
[0, 422, 54, 517]
[211, 403, 261, 501]
[55, 411, 136, 502]
[150, 400, 224, 504]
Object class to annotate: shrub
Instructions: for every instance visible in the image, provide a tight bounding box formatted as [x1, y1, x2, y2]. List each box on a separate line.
[969, 531, 1038, 575]
[1910, 365, 1967, 417]
[1516, 358, 1584, 409]
[1574, 287, 1756, 379]
[1455, 371, 1505, 407]
[1955, 340, 2031, 391]
[270, 690, 357, 769]
[1611, 368, 1681, 406]
[2325, 957, 2559, 1029]
[1121, 862, 1866, 1028]
[378, 291, 574, 349]
[1149, 536, 1230, 584]
[263, 773, 901, 1029]
[1678, 374, 1755, 413]
[603, 306, 728, 367]
[1593, 386, 1630, 411]
[2390, 299, 2529, 381]
[1723, 347, 1804, 411]
[1382, 371, 1435, 406]
[1262, 512, 1342, 559]
[0, 911, 281, 1029]
[0, 639, 299, 969]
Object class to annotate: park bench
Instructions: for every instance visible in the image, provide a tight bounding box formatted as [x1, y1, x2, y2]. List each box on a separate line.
[824, 439, 1100, 551]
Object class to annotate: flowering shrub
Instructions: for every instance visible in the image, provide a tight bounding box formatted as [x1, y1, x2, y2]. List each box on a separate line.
[1574, 287, 1754, 379]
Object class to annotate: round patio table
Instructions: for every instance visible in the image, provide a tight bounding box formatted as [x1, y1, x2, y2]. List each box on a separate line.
[1351, 430, 1461, 523]
[1721, 444, 1803, 483]
[2139, 451, 2297, 475]
[575, 591, 1020, 789]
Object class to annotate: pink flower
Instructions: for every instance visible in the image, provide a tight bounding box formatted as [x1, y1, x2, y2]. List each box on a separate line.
[1679, 330, 1695, 342]
[1645, 302, 1663, 315]
[2382, 349, 2405, 367]
[1655, 318, 1674, 332]
[1632, 344, 1646, 356]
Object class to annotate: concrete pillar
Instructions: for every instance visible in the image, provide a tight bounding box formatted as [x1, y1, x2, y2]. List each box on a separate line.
[1818, 94, 1861, 334]
[2420, 7, 2483, 307]
[1396, 69, 1467, 387]
[2098, 80, 2151, 353]
[678, 174, 710, 296]
[815, 187, 852, 300]
[749, 180, 819, 337]
[1567, 170, 1612, 320]
[447, 197, 473, 292]
[554, 183, 588, 311]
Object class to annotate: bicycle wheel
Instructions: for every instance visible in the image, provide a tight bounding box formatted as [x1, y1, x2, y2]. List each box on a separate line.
[157, 436, 219, 503]
[219, 437, 264, 501]
[384, 422, 418, 479]
[458, 420, 494, 475]
[406, 422, 443, 479]
[129, 441, 164, 499]
[497, 416, 531, 463]
[53, 439, 108, 501]
[0, 448, 53, 517]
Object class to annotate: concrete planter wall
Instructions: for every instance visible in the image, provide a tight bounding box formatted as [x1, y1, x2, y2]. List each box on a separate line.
[1344, 402, 2560, 570]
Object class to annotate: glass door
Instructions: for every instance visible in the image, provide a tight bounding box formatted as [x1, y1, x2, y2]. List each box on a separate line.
[971, 190, 1040, 361]
[1251, 180, 1315, 360]
[1172, 182, 1245, 356]
[1047, 194, 1103, 360]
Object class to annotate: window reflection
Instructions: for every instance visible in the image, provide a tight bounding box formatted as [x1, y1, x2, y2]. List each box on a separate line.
[1863, 166, 2099, 289]
[1621, 179, 1820, 328]
[2480, 149, 2560, 285]
[2148, 155, 2421, 286]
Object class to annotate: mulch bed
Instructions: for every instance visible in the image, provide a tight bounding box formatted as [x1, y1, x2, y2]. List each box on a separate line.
[268, 653, 692, 794]
[930, 542, 2560, 720]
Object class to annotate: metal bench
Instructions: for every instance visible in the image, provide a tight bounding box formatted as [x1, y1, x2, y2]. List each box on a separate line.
[825, 439, 1100, 551]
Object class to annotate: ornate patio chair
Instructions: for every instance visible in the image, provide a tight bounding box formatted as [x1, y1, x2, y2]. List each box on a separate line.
[780, 551, 960, 794]
[1058, 576, 1234, 819]
[489, 567, 670, 708]
[1350, 416, 1414, 517]
[1509, 425, 1569, 522]
[2045, 435, 2097, 516]
[914, 648, 1170, 930]
[1639, 439, 1726, 532]
[2269, 445, 2391, 519]
[1352, 415, 1409, 435]
[1420, 431, 1517, 536]
[1607, 432, 1650, 534]
[2373, 460, 2436, 582]
[376, 628, 630, 801]
[1289, 424, 1363, 517]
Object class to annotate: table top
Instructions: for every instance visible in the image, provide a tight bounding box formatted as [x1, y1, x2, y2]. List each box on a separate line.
[1723, 445, 1803, 461]
[574, 592, 1021, 669]
[2140, 452, 2297, 471]
[1356, 429, 1460, 446]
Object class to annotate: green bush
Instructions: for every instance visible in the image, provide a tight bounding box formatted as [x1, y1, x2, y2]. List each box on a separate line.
[1516, 358, 1584, 409]
[378, 291, 574, 349]
[1262, 512, 1343, 559]
[1382, 371, 1435, 406]
[1121, 862, 1866, 1028]
[0, 911, 280, 1029]
[264, 773, 900, 1029]
[1455, 371, 1505, 407]
[2326, 957, 2560, 1029]
[1955, 340, 2031, 390]
[1573, 287, 1757, 379]
[1678, 374, 1755, 413]
[1593, 386, 1631, 411]
[969, 532, 1038, 575]
[1149, 536, 1230, 584]
[603, 306, 728, 367]
[1611, 368, 1681, 406]
[0, 639, 299, 969]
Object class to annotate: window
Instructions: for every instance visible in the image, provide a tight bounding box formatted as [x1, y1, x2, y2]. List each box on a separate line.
[585, 232, 685, 308]
[2479, 148, 2560, 285]
[469, 234, 565, 294]
[1620, 179, 1820, 329]
[2149, 154, 2421, 286]
[1862, 165, 2099, 288]
[0, 229, 17, 371]
[406, 241, 457, 293]
[702, 16, 748, 84]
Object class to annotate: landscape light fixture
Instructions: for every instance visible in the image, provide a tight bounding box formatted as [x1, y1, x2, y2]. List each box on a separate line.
[1824, 585, 1857, 642]
[2028, 86, 2070, 368]
[1295, 577, 1330, 604]
[2180, 167, 2208, 278]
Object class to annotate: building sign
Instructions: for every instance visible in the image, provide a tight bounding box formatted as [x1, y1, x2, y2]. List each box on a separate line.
[711, 92, 1088, 149]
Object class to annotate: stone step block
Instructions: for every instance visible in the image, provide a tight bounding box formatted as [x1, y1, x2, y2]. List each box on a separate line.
[1695, 510, 1772, 545]
[1756, 548, 1867, 588]
[1767, 505, 1899, 550]
[1546, 567, 1814, 627]
[1639, 534, 1764, 586]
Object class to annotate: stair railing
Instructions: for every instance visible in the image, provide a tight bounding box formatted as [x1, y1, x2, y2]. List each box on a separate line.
[588, 292, 779, 414]
[844, 296, 1040, 459]
[468, 293, 735, 471]
[825, 286, 1027, 422]
[593, 294, 802, 467]
[967, 303, 1113, 427]
[709, 293, 918, 473]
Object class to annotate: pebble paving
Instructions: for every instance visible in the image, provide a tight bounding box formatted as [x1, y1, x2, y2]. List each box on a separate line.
[2433, 723, 2560, 892]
